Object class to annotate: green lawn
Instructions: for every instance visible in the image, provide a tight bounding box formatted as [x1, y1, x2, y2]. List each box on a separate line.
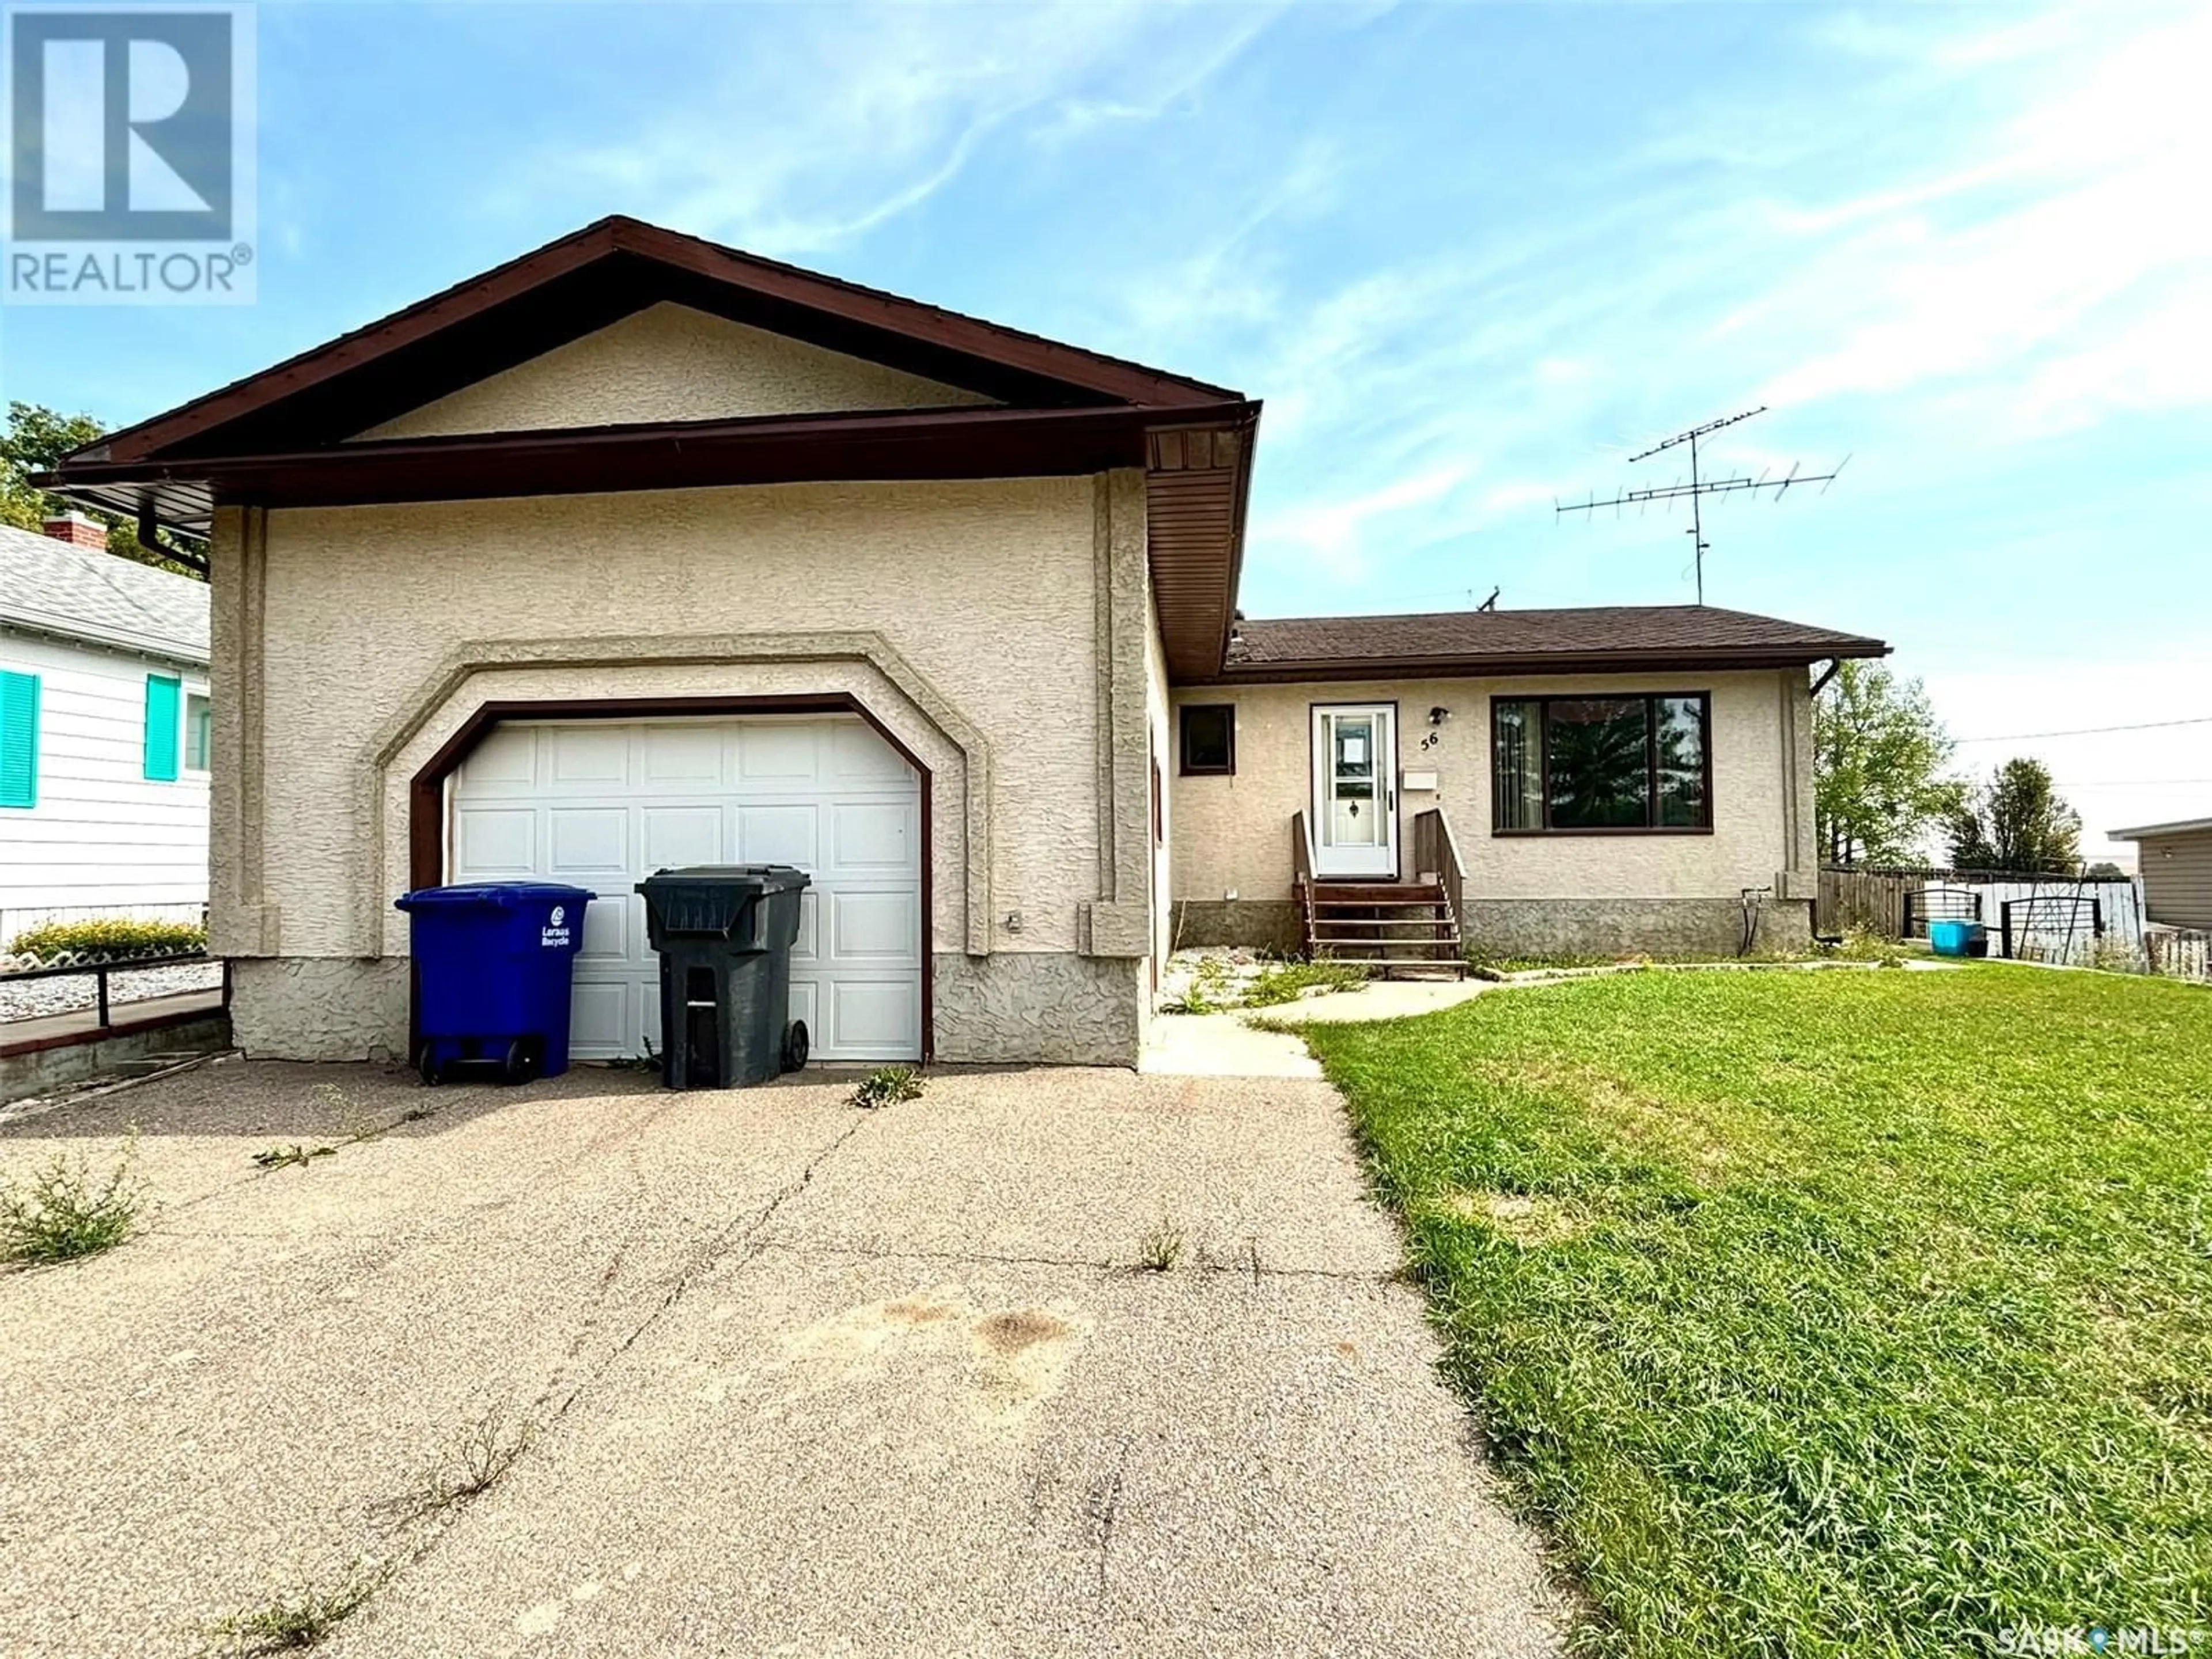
[1302, 965, 2212, 1657]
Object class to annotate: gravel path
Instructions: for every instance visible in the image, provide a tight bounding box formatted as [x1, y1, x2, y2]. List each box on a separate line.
[0, 960, 223, 1024]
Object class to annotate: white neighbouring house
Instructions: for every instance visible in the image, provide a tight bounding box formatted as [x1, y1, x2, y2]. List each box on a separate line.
[0, 514, 212, 942]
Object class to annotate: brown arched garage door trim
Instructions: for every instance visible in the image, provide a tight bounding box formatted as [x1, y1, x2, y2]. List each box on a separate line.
[407, 692, 934, 1063]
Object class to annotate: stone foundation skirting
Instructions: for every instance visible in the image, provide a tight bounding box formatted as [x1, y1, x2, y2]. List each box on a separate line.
[1169, 900, 1303, 955]
[1460, 896, 1812, 959]
[1171, 895, 1815, 961]
[230, 952, 1141, 1067]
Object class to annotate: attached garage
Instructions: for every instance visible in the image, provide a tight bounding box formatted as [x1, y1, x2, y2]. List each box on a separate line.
[445, 712, 923, 1062]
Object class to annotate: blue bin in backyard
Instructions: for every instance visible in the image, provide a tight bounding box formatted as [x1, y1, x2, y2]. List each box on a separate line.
[1928, 919, 1987, 958]
[395, 883, 596, 1085]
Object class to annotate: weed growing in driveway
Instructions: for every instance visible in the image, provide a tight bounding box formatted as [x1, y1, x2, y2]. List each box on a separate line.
[1158, 984, 1218, 1014]
[607, 1035, 662, 1073]
[249, 1143, 335, 1171]
[1165, 954, 1367, 1012]
[1136, 1216, 1184, 1272]
[1238, 960, 1368, 1007]
[1161, 953, 1232, 1014]
[0, 1138, 146, 1263]
[200, 1558, 387, 1654]
[397, 1406, 538, 1522]
[851, 1065, 925, 1109]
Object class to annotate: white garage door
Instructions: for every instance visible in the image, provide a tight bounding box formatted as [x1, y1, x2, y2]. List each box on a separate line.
[448, 715, 923, 1063]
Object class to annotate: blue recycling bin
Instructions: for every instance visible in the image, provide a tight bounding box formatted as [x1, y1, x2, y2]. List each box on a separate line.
[395, 883, 596, 1085]
[1928, 919, 1987, 958]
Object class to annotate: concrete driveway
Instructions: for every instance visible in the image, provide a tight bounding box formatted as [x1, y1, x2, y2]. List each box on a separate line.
[0, 1059, 1564, 1657]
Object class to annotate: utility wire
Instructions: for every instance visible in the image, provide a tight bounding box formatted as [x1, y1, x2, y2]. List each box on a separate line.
[1955, 715, 2212, 743]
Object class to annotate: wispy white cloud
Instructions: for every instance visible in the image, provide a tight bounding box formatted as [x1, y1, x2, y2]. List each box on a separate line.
[1750, 4, 2212, 429]
[1251, 463, 1471, 579]
[1200, 0, 2211, 623]
[510, 3, 1280, 257]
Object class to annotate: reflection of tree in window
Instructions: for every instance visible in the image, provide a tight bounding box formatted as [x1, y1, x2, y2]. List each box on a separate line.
[1495, 694, 1711, 831]
[1655, 696, 1706, 827]
[1494, 702, 1542, 830]
[1547, 699, 1648, 828]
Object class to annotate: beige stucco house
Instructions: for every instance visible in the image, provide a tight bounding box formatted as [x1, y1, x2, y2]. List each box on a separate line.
[46, 217, 1887, 1069]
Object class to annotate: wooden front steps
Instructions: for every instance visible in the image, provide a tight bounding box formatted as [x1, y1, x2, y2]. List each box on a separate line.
[1301, 880, 1467, 977]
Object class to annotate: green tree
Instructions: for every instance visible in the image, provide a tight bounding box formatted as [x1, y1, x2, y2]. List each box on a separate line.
[0, 401, 203, 580]
[1814, 660, 1961, 864]
[1947, 757, 2082, 874]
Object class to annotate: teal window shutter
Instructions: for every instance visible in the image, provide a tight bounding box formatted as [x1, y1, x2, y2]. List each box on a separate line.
[143, 673, 181, 782]
[0, 670, 37, 808]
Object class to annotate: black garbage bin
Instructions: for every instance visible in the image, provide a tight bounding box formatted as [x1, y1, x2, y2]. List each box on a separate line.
[636, 865, 812, 1088]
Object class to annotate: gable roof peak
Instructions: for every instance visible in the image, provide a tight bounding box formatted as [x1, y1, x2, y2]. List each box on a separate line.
[84, 215, 1243, 468]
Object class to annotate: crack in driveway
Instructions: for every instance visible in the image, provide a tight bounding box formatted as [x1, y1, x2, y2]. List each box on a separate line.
[746, 1235, 1402, 1285]
[535, 1109, 880, 1426]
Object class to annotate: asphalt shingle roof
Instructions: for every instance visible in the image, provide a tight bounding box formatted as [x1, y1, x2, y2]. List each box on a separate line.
[1226, 604, 1885, 670]
[0, 523, 209, 664]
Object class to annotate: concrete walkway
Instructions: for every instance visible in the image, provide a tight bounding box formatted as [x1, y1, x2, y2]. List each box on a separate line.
[1142, 976, 1494, 1078]
[0, 1059, 1563, 1658]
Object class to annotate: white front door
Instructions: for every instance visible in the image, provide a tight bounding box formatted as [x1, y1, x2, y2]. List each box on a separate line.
[1310, 703, 1397, 878]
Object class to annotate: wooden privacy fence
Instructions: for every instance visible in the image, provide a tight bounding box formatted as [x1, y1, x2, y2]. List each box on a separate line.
[1819, 866, 2147, 968]
[2147, 929, 2212, 982]
[1821, 866, 2212, 980]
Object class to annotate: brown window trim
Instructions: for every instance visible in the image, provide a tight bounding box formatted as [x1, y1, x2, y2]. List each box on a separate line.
[1490, 692, 1714, 836]
[1179, 703, 1236, 777]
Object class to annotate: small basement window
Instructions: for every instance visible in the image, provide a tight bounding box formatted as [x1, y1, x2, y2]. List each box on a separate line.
[1179, 704, 1236, 776]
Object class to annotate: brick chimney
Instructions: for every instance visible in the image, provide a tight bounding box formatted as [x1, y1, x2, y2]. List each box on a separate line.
[42, 512, 107, 550]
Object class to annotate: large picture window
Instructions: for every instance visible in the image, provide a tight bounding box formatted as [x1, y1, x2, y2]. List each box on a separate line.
[1492, 694, 1711, 832]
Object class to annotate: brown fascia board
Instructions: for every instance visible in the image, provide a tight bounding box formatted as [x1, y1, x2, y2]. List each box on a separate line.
[84, 219, 620, 463]
[85, 216, 1241, 465]
[1214, 417, 1259, 677]
[1177, 639, 1892, 686]
[41, 402, 1262, 525]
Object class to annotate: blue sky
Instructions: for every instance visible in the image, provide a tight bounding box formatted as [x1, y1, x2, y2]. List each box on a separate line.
[3, 0, 2205, 857]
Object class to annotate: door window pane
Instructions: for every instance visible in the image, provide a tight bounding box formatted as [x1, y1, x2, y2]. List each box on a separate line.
[1546, 698, 1650, 828]
[1333, 718, 1373, 796]
[1324, 712, 1382, 848]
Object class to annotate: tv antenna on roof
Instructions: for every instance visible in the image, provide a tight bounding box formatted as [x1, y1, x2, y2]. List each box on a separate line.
[1554, 406, 1847, 604]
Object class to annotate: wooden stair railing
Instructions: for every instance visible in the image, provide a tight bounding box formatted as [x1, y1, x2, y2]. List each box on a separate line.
[1291, 809, 1317, 958]
[1412, 806, 1468, 971]
[1286, 805, 1468, 979]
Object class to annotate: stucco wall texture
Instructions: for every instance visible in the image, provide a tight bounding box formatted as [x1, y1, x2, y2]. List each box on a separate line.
[216, 470, 1152, 1063]
[359, 304, 994, 441]
[1170, 670, 1817, 952]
